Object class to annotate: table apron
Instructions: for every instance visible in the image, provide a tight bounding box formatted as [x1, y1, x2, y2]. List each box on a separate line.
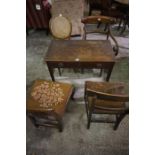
[46, 62, 115, 69]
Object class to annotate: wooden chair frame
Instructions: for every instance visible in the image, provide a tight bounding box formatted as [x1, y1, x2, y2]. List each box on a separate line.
[81, 16, 119, 76]
[81, 16, 119, 56]
[84, 87, 129, 130]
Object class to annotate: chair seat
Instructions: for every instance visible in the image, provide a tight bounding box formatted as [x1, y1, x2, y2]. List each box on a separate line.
[85, 81, 129, 129]
[87, 97, 125, 114]
[27, 79, 73, 117]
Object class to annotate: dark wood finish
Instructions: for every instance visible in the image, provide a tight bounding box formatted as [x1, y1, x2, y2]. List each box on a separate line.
[84, 81, 129, 130]
[27, 79, 73, 132]
[88, 0, 111, 15]
[88, 0, 117, 16]
[88, 0, 128, 33]
[81, 16, 118, 76]
[26, 0, 51, 34]
[114, 0, 129, 34]
[45, 40, 115, 81]
[81, 15, 119, 55]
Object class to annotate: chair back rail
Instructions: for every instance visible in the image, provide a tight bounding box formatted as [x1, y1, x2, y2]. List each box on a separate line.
[86, 88, 129, 102]
[81, 16, 119, 55]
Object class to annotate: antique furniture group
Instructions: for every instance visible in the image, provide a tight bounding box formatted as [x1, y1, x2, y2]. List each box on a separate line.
[27, 14, 129, 132]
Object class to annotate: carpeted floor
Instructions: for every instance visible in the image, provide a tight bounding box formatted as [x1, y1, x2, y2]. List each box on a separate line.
[27, 102, 129, 155]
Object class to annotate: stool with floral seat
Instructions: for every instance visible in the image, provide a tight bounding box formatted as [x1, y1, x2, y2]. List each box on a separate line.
[27, 79, 73, 132]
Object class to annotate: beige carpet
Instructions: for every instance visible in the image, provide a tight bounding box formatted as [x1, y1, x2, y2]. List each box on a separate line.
[51, 0, 84, 36]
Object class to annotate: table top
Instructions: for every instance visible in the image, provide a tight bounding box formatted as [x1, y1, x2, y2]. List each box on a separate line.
[45, 40, 115, 62]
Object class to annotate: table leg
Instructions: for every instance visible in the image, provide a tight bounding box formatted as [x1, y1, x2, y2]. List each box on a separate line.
[106, 63, 115, 81]
[47, 63, 55, 81]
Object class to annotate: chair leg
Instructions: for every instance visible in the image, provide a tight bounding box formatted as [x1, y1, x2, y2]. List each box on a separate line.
[71, 87, 75, 100]
[113, 113, 127, 130]
[58, 68, 61, 76]
[104, 24, 108, 32]
[99, 69, 103, 77]
[81, 68, 84, 74]
[120, 18, 128, 34]
[118, 19, 122, 30]
[84, 100, 89, 119]
[87, 111, 92, 129]
[97, 22, 102, 28]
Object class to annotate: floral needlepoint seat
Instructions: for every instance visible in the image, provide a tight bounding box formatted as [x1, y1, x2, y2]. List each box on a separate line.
[27, 79, 73, 132]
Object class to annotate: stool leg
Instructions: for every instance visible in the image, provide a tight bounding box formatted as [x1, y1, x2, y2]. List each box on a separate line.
[29, 115, 39, 128]
[58, 118, 63, 132]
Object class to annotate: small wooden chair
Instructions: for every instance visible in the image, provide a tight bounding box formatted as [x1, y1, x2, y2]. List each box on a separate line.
[49, 14, 72, 40]
[27, 79, 73, 132]
[84, 81, 129, 130]
[81, 16, 118, 76]
[81, 15, 119, 55]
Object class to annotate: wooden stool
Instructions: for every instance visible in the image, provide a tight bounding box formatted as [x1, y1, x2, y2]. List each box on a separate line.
[27, 79, 73, 132]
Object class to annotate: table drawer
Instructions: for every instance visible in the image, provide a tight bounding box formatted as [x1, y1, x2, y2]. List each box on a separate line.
[47, 62, 80, 68]
[79, 62, 115, 68]
[47, 61, 115, 68]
